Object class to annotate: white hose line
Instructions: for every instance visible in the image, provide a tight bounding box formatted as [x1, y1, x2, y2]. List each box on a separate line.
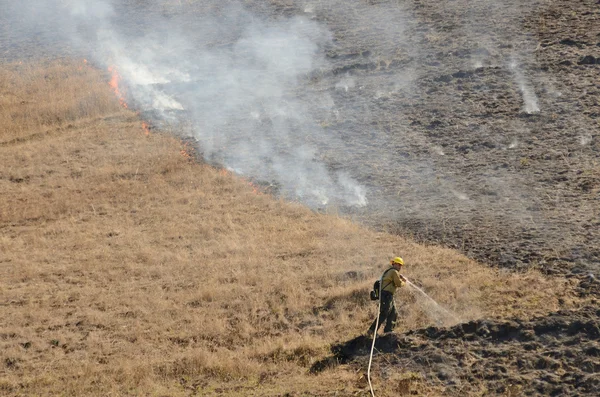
[367, 283, 382, 397]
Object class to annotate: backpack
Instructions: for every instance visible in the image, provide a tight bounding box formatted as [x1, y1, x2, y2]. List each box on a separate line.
[370, 280, 381, 301]
[369, 268, 395, 301]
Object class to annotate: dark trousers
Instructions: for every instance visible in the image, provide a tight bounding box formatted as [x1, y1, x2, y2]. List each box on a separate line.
[368, 290, 397, 333]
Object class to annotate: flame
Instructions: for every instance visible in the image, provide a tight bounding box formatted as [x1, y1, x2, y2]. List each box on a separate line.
[242, 178, 262, 195]
[180, 142, 194, 158]
[78, 59, 89, 71]
[218, 169, 261, 194]
[106, 66, 154, 139]
[108, 66, 128, 108]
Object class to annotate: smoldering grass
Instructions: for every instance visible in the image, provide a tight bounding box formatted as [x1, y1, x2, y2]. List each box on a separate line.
[509, 59, 540, 114]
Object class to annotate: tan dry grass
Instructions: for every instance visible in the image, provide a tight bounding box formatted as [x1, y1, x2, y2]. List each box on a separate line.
[0, 61, 587, 396]
[0, 60, 121, 141]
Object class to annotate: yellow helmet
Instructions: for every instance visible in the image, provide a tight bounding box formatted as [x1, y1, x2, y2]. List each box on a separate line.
[391, 257, 404, 266]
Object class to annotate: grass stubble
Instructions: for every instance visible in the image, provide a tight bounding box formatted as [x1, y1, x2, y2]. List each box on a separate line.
[0, 61, 589, 396]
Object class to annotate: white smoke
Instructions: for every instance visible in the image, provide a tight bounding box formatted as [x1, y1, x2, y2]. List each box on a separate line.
[3, 0, 570, 237]
[460, 0, 543, 116]
[10, 0, 368, 208]
[579, 133, 592, 146]
[335, 74, 356, 92]
[509, 60, 540, 114]
[67, 0, 113, 19]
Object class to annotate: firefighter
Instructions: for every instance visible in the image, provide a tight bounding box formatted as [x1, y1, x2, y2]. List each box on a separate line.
[367, 257, 407, 336]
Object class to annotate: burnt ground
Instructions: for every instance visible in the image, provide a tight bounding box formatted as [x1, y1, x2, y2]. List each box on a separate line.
[298, 0, 600, 276]
[313, 304, 600, 396]
[303, 2, 600, 392]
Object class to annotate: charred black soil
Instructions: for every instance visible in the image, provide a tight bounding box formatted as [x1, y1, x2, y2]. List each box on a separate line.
[314, 305, 600, 395]
[304, 0, 600, 276]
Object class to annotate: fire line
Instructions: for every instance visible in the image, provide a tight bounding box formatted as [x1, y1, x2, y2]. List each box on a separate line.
[108, 66, 128, 109]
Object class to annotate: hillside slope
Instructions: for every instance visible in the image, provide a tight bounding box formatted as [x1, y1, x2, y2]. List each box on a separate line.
[0, 62, 591, 396]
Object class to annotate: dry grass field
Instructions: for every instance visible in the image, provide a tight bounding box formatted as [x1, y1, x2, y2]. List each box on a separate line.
[0, 61, 590, 396]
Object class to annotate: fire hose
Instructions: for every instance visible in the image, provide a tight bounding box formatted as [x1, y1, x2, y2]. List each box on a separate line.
[367, 272, 389, 397]
[367, 287, 381, 397]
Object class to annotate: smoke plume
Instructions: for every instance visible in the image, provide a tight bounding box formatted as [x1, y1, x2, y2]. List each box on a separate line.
[510, 59, 540, 114]
[5, 0, 367, 208]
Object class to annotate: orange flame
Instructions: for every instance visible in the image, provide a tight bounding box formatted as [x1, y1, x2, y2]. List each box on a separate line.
[180, 142, 194, 158]
[108, 66, 128, 108]
[241, 177, 262, 195]
[141, 122, 150, 136]
[218, 169, 261, 195]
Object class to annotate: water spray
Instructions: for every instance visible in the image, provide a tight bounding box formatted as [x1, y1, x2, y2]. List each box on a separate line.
[405, 279, 460, 324]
